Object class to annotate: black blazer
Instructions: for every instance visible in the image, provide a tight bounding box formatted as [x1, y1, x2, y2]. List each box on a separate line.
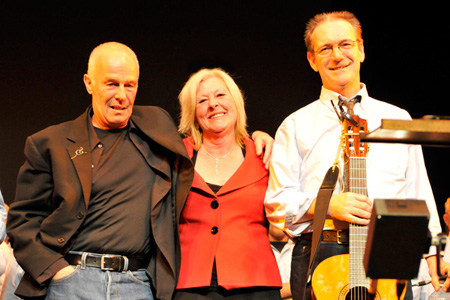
[7, 106, 194, 300]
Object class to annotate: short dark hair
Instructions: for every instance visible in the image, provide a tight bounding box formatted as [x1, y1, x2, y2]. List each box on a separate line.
[304, 11, 363, 53]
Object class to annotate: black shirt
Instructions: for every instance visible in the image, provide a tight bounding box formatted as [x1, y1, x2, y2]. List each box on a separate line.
[71, 115, 155, 256]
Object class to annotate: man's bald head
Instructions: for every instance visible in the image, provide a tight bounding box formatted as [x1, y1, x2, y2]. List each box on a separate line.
[87, 42, 140, 77]
[83, 42, 140, 129]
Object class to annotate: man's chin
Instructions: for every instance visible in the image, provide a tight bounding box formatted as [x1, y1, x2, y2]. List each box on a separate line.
[105, 117, 130, 129]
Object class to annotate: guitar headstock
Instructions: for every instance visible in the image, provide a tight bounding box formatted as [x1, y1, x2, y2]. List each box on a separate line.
[343, 115, 368, 158]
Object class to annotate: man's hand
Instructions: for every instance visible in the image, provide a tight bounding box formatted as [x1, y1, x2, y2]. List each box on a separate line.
[327, 192, 372, 225]
[251, 131, 273, 170]
[427, 255, 450, 292]
[52, 265, 76, 280]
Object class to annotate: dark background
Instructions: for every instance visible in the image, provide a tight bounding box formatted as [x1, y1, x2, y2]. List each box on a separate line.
[1, 1, 449, 226]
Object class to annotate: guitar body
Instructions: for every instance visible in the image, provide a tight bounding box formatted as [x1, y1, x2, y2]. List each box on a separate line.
[311, 254, 405, 300]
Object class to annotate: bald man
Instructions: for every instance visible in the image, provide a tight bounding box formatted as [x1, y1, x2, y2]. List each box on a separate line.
[7, 42, 194, 300]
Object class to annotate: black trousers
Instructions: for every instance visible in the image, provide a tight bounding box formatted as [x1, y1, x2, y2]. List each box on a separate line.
[290, 238, 413, 300]
[173, 262, 281, 300]
[173, 287, 281, 300]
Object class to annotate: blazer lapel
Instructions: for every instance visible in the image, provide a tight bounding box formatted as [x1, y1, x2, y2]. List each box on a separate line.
[131, 106, 193, 208]
[218, 138, 268, 195]
[131, 106, 190, 161]
[184, 138, 267, 196]
[66, 110, 92, 209]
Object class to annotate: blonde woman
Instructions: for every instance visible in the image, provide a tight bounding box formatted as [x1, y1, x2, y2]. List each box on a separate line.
[175, 68, 282, 300]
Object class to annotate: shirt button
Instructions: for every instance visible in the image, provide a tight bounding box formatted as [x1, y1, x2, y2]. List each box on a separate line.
[98, 144, 103, 148]
[58, 237, 65, 243]
[76, 212, 84, 219]
[211, 226, 219, 235]
[210, 200, 219, 209]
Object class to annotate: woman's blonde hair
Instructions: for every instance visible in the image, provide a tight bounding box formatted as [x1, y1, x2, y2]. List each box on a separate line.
[178, 68, 249, 150]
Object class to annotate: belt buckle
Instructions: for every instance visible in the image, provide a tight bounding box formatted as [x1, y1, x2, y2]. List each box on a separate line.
[100, 254, 121, 271]
[337, 230, 344, 244]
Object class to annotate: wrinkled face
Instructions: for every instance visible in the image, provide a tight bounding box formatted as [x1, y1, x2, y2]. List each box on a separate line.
[195, 76, 237, 138]
[84, 50, 139, 129]
[307, 19, 365, 95]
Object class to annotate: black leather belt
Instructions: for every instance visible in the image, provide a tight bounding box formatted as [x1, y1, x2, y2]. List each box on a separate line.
[65, 252, 148, 272]
[300, 230, 349, 244]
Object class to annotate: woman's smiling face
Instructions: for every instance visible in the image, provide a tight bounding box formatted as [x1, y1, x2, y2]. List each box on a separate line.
[195, 76, 237, 138]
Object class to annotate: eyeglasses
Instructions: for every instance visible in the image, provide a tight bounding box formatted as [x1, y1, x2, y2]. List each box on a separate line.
[315, 40, 359, 57]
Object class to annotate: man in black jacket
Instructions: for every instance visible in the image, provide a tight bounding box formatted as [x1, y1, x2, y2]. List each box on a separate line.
[7, 42, 194, 300]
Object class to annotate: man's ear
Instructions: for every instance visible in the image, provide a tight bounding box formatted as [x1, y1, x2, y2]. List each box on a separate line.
[83, 74, 93, 95]
[359, 42, 365, 63]
[307, 51, 319, 72]
[444, 213, 450, 231]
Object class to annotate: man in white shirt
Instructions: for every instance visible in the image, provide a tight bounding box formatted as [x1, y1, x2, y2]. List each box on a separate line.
[0, 191, 6, 243]
[264, 11, 442, 300]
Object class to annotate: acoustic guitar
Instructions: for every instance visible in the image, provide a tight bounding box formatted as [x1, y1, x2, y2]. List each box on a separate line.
[311, 116, 406, 300]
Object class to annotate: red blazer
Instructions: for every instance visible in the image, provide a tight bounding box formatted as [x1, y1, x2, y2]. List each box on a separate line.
[177, 138, 281, 289]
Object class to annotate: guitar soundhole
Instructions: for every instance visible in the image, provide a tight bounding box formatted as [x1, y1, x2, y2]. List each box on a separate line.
[344, 287, 378, 300]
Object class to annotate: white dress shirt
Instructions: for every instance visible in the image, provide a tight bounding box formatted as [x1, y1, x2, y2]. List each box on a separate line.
[0, 191, 6, 243]
[264, 84, 441, 240]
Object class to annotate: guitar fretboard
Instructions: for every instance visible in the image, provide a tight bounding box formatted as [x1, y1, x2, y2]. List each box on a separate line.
[349, 155, 369, 289]
[350, 224, 369, 288]
[349, 157, 367, 195]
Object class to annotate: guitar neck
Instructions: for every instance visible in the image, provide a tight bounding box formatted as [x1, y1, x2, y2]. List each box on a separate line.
[348, 147, 369, 288]
[343, 116, 370, 289]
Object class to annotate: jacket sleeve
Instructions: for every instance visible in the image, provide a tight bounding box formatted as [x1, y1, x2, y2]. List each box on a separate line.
[7, 135, 69, 285]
